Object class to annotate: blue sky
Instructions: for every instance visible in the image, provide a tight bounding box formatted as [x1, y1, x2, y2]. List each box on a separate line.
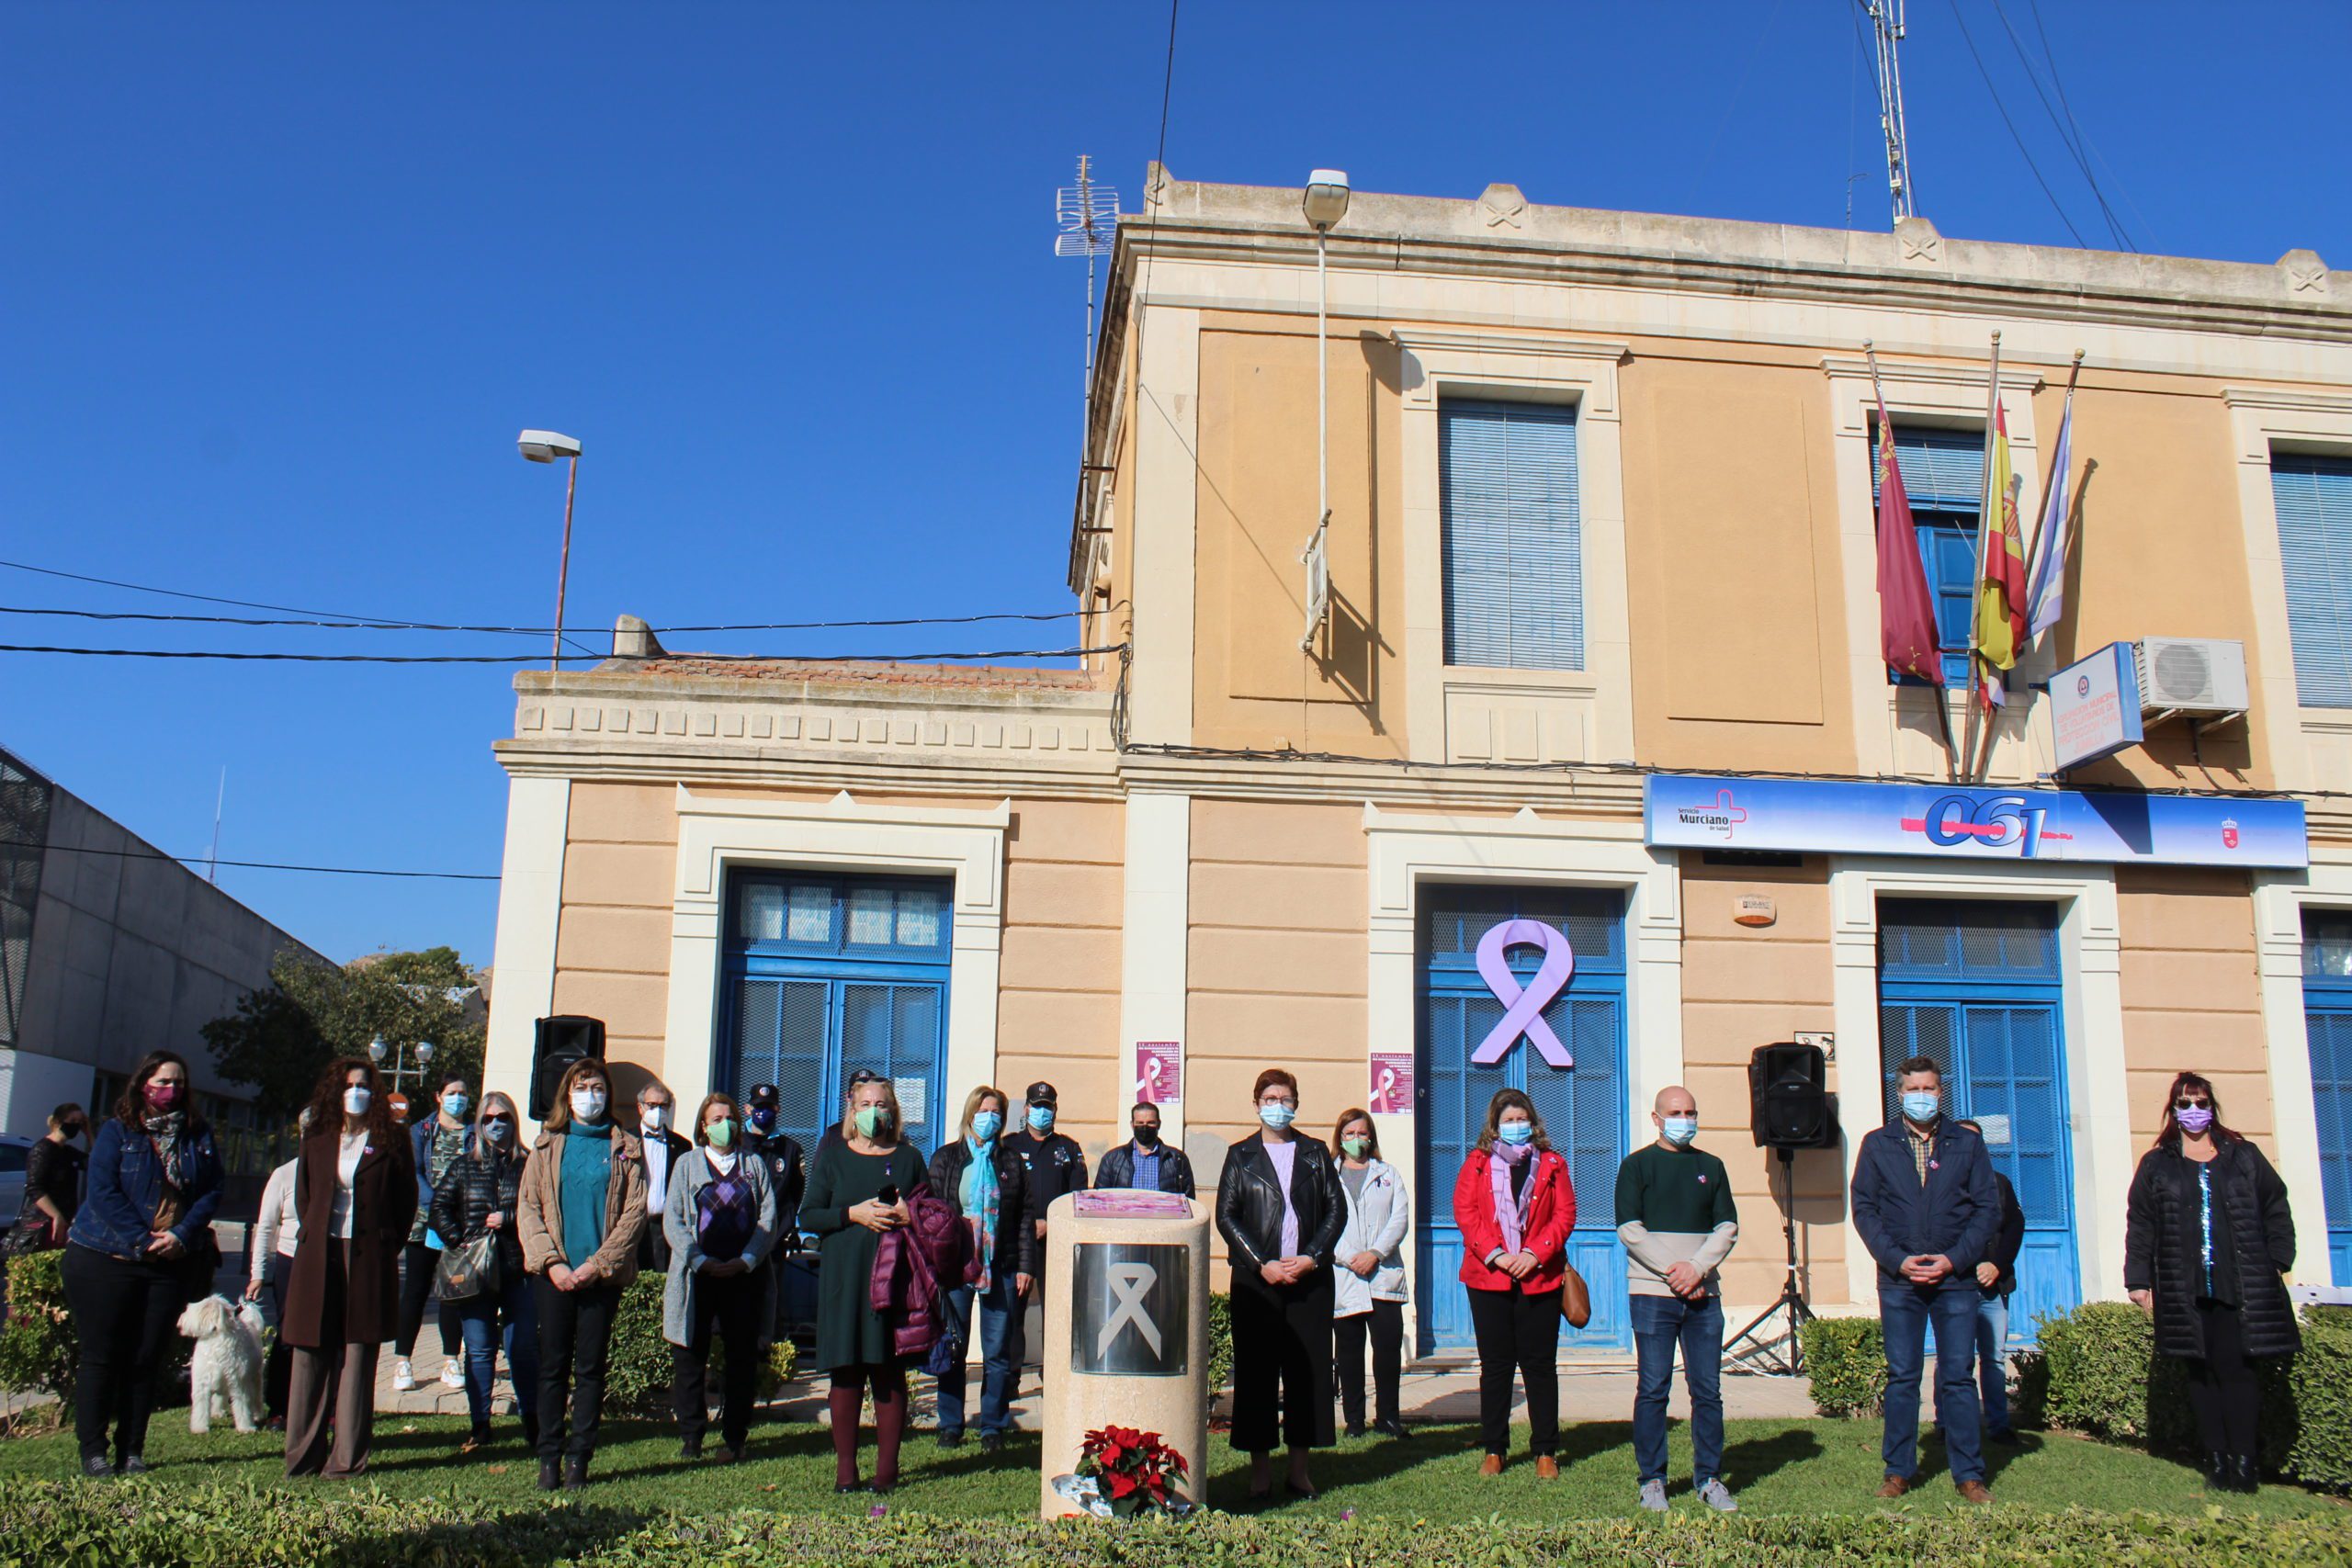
[4, 2, 2346, 967]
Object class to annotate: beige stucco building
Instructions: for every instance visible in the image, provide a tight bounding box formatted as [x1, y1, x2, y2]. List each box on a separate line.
[482, 170, 2352, 1359]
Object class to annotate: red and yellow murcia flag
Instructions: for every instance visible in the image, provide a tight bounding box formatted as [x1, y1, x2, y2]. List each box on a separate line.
[1872, 393, 1944, 685]
[1973, 401, 2028, 707]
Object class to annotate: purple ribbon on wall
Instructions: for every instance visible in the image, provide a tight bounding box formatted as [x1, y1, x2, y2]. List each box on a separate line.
[1468, 919, 1577, 1067]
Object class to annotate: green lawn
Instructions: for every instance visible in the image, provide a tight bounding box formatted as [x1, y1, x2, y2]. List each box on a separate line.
[0, 1411, 2336, 1526]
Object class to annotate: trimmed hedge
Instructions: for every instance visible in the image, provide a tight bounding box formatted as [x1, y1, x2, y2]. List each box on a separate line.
[1, 1250, 192, 1424]
[604, 1271, 797, 1415]
[2284, 1304, 2352, 1492]
[1, 1483, 2346, 1568]
[1800, 1315, 1884, 1417]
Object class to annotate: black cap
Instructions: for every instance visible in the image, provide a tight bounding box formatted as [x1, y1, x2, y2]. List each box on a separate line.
[1025, 1081, 1058, 1107]
[747, 1084, 780, 1110]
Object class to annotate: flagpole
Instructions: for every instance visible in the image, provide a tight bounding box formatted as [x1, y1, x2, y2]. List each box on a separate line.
[2021, 349, 2085, 642]
[1961, 330, 2003, 783]
[1865, 340, 1960, 778]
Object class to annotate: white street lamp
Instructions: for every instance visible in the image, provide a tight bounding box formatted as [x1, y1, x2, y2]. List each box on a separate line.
[518, 429, 583, 671]
[1299, 170, 1351, 653]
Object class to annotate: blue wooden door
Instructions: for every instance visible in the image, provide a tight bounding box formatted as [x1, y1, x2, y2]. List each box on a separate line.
[1418, 886, 1629, 1354]
[1878, 899, 2079, 1344]
[2304, 910, 2352, 1284]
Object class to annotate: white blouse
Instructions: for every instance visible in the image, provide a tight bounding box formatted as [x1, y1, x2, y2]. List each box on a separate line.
[330, 1132, 368, 1240]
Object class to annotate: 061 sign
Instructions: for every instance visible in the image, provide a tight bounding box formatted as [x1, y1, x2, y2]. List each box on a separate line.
[1901, 794, 2061, 858]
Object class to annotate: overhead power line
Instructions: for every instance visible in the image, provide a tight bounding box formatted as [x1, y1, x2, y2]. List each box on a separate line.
[0, 604, 1080, 635]
[0, 642, 1122, 664]
[1986, 0, 2133, 250]
[29, 841, 499, 881]
[1942, 0, 2088, 246]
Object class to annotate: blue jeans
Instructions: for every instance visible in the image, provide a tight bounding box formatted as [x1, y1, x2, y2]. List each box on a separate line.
[455, 1274, 539, 1438]
[1973, 1292, 2011, 1437]
[934, 1271, 1022, 1437]
[1881, 1282, 1984, 1484]
[1630, 1293, 1725, 1486]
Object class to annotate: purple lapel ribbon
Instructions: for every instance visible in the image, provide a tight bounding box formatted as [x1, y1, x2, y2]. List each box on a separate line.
[1469, 919, 1577, 1067]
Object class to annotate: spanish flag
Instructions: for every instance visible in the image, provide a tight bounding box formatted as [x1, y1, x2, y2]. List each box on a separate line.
[1973, 401, 2028, 707]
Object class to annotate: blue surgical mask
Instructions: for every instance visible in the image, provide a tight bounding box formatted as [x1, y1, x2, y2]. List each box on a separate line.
[1901, 1091, 1940, 1124]
[749, 1106, 776, 1134]
[1027, 1105, 1056, 1134]
[1258, 1102, 1295, 1130]
[441, 1092, 469, 1121]
[1660, 1116, 1698, 1147]
[1498, 1120, 1534, 1146]
[971, 1111, 1003, 1144]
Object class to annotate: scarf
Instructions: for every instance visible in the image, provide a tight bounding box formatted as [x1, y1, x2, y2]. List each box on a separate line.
[1489, 1141, 1535, 1258]
[960, 1136, 1001, 1291]
[142, 1111, 188, 1187]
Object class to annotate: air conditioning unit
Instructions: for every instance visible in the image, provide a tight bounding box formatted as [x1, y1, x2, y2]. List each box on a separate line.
[2132, 637, 2249, 717]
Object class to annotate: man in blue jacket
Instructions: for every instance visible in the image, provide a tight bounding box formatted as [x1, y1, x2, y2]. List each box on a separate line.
[1849, 1055, 1998, 1504]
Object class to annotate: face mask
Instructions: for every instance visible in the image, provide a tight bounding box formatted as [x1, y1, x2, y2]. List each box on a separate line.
[1901, 1091, 1940, 1124]
[641, 1104, 672, 1132]
[1498, 1120, 1534, 1147]
[1131, 1123, 1161, 1147]
[571, 1088, 608, 1123]
[343, 1086, 373, 1117]
[705, 1119, 736, 1149]
[482, 1118, 514, 1145]
[749, 1107, 776, 1134]
[854, 1105, 895, 1139]
[144, 1081, 184, 1111]
[1258, 1103, 1295, 1130]
[1341, 1135, 1371, 1160]
[2177, 1105, 2215, 1135]
[1027, 1105, 1056, 1134]
[1660, 1116, 1699, 1147]
[971, 1111, 1003, 1143]
[442, 1093, 469, 1121]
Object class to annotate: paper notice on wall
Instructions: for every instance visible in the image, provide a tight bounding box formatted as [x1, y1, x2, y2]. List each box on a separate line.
[894, 1077, 928, 1128]
[1134, 1041, 1182, 1105]
[1369, 1053, 1414, 1114]
[1973, 1113, 2011, 1145]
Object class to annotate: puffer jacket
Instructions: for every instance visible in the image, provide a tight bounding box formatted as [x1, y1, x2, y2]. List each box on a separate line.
[2123, 1138, 2300, 1359]
[430, 1136, 529, 1280]
[517, 1126, 649, 1288]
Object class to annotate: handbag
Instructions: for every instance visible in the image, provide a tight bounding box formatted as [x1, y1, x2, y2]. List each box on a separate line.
[435, 1231, 501, 1303]
[1, 1213, 55, 1258]
[1560, 1262, 1592, 1329]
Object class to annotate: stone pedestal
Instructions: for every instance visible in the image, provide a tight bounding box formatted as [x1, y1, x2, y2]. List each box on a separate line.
[1037, 1190, 1211, 1520]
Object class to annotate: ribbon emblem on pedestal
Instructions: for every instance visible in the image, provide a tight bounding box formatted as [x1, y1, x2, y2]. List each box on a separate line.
[1467, 919, 1577, 1068]
[1098, 1262, 1163, 1359]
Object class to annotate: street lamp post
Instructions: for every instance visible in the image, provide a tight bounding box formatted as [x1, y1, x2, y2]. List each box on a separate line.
[367, 1032, 437, 1099]
[518, 430, 584, 671]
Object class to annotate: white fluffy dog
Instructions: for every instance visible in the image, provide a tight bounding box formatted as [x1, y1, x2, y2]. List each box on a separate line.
[176, 1293, 266, 1435]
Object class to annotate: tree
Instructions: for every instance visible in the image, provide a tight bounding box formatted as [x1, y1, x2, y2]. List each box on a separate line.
[204, 946, 487, 1122]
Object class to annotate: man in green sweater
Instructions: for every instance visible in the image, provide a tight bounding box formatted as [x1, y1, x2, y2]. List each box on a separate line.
[1615, 1085, 1739, 1515]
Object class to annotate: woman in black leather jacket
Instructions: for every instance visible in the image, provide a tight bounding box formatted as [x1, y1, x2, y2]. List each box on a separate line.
[429, 1092, 539, 1454]
[1215, 1066, 1345, 1501]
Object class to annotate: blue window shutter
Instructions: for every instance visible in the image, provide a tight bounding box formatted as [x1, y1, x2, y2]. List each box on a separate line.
[1878, 424, 1986, 687]
[1441, 400, 1583, 670]
[2271, 456, 2352, 709]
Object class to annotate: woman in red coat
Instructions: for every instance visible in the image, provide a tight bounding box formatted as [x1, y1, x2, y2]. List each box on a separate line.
[1452, 1089, 1576, 1477]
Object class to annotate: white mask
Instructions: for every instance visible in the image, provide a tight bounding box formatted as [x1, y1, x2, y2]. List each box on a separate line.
[343, 1086, 372, 1117]
[641, 1103, 672, 1132]
[571, 1088, 608, 1122]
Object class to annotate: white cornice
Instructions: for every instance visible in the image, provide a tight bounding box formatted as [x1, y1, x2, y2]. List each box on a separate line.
[2222, 386, 2352, 415]
[1821, 355, 2046, 392]
[1390, 328, 1632, 364]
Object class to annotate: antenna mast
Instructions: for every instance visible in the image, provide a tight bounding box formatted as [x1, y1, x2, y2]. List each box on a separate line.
[1861, 0, 1916, 226]
[1055, 155, 1120, 459]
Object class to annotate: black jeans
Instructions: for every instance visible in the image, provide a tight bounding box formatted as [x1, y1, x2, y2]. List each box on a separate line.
[673, 1268, 761, 1450]
[61, 1244, 185, 1463]
[1227, 1268, 1336, 1454]
[263, 1250, 294, 1420]
[1468, 1284, 1561, 1457]
[396, 1241, 460, 1359]
[1333, 1301, 1403, 1429]
[534, 1277, 621, 1461]
[2184, 1299, 2265, 1457]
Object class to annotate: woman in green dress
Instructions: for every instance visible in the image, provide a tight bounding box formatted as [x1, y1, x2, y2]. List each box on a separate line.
[802, 1069, 929, 1494]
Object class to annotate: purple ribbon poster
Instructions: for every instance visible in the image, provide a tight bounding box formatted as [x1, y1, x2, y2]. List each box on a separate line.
[1134, 1041, 1182, 1106]
[1468, 919, 1577, 1068]
[1369, 1052, 1414, 1114]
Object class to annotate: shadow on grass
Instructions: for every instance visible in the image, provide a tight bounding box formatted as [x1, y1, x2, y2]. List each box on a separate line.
[1716, 1427, 1824, 1491]
[1207, 1421, 1465, 1512]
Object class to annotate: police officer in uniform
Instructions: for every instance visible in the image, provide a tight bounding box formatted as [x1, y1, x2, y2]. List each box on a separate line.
[1000, 1081, 1087, 1370]
[741, 1084, 808, 1358]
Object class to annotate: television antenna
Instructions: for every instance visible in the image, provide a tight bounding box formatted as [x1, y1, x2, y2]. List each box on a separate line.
[1859, 0, 1916, 227]
[1055, 154, 1121, 457]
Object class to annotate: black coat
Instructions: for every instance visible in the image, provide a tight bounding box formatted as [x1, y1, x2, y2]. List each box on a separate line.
[926, 1141, 1041, 1278]
[429, 1138, 528, 1279]
[1002, 1130, 1089, 1216]
[1983, 1170, 2026, 1298]
[2124, 1139, 2300, 1359]
[1216, 1134, 1345, 1274]
[744, 1131, 808, 1240]
[1096, 1141, 1198, 1199]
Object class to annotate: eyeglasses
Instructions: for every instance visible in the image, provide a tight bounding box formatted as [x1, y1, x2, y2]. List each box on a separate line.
[847, 1069, 887, 1087]
[2172, 1098, 2211, 1111]
[482, 1113, 516, 1125]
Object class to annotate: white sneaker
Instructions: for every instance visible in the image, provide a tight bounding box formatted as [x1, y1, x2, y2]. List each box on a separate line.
[1697, 1479, 1739, 1513]
[440, 1359, 466, 1390]
[1637, 1479, 1668, 1513]
[391, 1359, 416, 1393]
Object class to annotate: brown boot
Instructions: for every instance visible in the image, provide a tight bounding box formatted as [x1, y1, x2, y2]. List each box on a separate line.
[1875, 1475, 1909, 1498]
[1535, 1455, 1559, 1480]
[1955, 1480, 1993, 1505]
[1479, 1454, 1504, 1477]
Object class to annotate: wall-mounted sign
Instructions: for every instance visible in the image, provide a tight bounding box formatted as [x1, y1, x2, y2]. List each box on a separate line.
[1369, 1052, 1415, 1113]
[1134, 1041, 1182, 1106]
[1733, 895, 1777, 927]
[1644, 774, 2306, 870]
[1468, 919, 1577, 1068]
[2048, 641, 2145, 772]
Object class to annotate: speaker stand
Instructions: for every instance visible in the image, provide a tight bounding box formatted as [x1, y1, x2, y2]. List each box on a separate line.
[1724, 1146, 1814, 1377]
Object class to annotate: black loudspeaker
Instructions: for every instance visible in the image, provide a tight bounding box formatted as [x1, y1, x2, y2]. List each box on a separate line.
[531, 1015, 605, 1120]
[1748, 1041, 1838, 1149]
